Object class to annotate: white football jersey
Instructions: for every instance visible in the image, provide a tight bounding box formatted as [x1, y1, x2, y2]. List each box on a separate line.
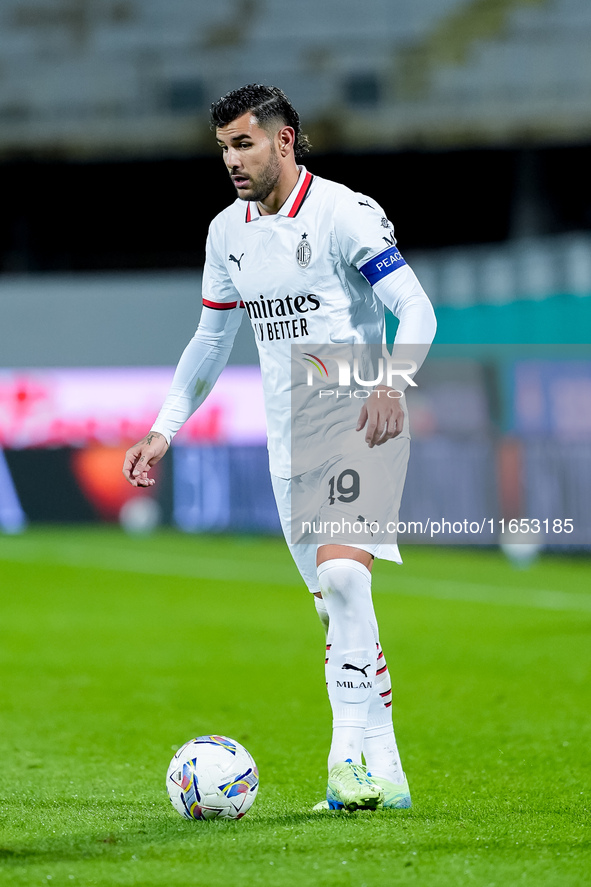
[202, 166, 409, 478]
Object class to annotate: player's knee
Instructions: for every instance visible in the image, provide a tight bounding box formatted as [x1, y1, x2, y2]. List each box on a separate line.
[317, 559, 372, 613]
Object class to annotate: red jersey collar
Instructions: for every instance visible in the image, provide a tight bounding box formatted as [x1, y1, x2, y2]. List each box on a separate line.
[245, 167, 313, 222]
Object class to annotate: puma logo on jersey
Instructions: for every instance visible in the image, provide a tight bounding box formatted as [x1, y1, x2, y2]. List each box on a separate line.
[357, 515, 375, 536]
[229, 253, 244, 271]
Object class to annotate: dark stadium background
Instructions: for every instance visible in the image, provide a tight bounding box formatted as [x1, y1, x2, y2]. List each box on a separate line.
[1, 146, 590, 273]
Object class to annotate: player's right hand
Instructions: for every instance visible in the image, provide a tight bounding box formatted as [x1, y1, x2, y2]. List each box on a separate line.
[122, 431, 169, 487]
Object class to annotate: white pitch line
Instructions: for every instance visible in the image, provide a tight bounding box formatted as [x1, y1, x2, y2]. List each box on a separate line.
[380, 575, 591, 614]
[1, 539, 590, 614]
[0, 540, 301, 588]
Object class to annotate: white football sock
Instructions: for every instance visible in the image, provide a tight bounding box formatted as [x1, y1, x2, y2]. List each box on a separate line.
[314, 586, 404, 783]
[317, 558, 378, 771]
[363, 644, 404, 783]
[314, 594, 330, 633]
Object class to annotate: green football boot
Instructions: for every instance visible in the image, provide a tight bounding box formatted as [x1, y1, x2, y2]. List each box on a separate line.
[313, 760, 384, 812]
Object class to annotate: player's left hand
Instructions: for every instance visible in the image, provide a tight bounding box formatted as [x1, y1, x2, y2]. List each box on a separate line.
[356, 385, 404, 448]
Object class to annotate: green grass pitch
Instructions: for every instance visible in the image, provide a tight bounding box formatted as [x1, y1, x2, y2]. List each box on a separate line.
[0, 527, 589, 886]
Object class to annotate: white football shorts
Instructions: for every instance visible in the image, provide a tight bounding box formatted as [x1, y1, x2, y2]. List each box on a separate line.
[271, 435, 410, 594]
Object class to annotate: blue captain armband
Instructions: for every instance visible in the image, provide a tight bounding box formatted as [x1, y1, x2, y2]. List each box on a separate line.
[359, 246, 406, 286]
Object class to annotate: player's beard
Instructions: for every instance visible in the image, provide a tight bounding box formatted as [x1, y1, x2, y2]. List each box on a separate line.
[236, 145, 282, 202]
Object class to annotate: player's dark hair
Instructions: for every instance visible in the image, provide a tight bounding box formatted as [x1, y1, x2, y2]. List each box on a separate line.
[210, 84, 311, 160]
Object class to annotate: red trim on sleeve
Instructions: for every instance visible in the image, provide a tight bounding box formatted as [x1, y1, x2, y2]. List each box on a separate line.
[203, 298, 244, 310]
[288, 171, 313, 217]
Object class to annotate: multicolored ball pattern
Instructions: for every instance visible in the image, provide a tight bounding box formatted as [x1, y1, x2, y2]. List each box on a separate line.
[166, 735, 259, 821]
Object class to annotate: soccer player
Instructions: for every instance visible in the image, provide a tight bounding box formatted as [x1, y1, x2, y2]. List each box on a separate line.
[122, 84, 436, 812]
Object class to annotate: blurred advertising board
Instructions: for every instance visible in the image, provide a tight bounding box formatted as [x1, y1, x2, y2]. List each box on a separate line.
[512, 360, 591, 439]
[0, 366, 266, 449]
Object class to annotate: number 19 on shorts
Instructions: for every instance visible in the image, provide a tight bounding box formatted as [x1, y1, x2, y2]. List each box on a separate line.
[328, 469, 360, 505]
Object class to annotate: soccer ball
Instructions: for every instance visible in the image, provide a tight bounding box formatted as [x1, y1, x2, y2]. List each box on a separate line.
[166, 735, 259, 820]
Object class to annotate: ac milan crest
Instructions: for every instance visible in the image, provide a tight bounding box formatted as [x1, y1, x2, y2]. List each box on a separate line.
[297, 233, 312, 268]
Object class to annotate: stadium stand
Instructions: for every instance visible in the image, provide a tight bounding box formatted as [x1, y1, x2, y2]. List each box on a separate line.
[1, 0, 590, 156]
